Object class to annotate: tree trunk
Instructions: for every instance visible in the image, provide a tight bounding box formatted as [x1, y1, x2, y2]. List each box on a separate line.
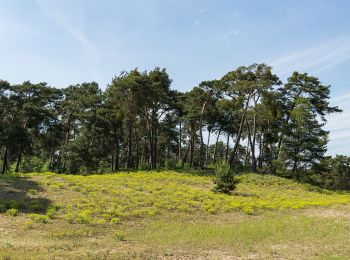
[126, 120, 133, 169]
[126, 93, 136, 169]
[2, 146, 8, 174]
[199, 100, 209, 168]
[204, 128, 211, 166]
[15, 142, 23, 173]
[153, 126, 158, 169]
[229, 114, 246, 166]
[213, 127, 222, 164]
[189, 122, 196, 167]
[225, 134, 230, 161]
[178, 122, 182, 160]
[181, 145, 190, 168]
[135, 129, 139, 170]
[229, 95, 251, 166]
[147, 123, 153, 170]
[258, 134, 264, 170]
[246, 117, 257, 173]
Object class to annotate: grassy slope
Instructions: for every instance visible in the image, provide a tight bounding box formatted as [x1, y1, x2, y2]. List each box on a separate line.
[1, 171, 350, 259]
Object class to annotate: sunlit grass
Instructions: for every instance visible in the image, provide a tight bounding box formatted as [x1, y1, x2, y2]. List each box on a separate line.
[1, 171, 350, 224]
[1, 171, 350, 259]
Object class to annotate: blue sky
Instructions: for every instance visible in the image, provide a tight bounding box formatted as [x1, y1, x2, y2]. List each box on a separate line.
[1, 0, 350, 155]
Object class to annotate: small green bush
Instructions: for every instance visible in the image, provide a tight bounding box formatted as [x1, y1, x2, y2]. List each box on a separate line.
[138, 162, 150, 171]
[29, 214, 50, 223]
[20, 156, 48, 173]
[213, 160, 237, 194]
[164, 160, 175, 170]
[5, 208, 19, 217]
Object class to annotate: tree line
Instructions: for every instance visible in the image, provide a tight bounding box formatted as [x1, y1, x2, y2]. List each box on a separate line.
[1, 64, 349, 189]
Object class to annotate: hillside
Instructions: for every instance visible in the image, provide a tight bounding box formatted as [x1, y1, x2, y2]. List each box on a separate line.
[1, 171, 350, 259]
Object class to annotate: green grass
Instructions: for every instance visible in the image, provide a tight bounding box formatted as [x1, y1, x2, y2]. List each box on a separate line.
[129, 212, 350, 258]
[1, 171, 350, 259]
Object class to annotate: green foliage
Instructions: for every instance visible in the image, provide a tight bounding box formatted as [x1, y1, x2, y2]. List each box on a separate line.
[5, 208, 19, 217]
[1, 171, 350, 229]
[20, 157, 48, 173]
[213, 161, 237, 194]
[318, 156, 350, 190]
[65, 210, 92, 224]
[29, 214, 50, 223]
[115, 230, 126, 241]
[164, 159, 175, 170]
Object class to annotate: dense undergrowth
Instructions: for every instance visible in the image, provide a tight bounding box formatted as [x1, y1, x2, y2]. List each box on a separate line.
[1, 171, 350, 225]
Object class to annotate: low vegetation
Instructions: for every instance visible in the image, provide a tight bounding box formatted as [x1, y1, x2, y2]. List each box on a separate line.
[1, 171, 350, 258]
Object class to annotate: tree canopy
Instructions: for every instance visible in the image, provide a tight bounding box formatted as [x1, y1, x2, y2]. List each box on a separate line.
[0, 64, 347, 189]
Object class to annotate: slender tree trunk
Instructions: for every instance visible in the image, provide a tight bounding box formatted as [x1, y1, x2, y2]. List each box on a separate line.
[147, 123, 153, 170]
[251, 112, 257, 172]
[229, 95, 251, 166]
[127, 93, 136, 169]
[225, 134, 230, 161]
[246, 117, 257, 173]
[181, 145, 190, 168]
[293, 160, 298, 179]
[15, 142, 23, 173]
[205, 128, 211, 166]
[111, 153, 114, 172]
[189, 122, 196, 167]
[178, 122, 182, 160]
[258, 134, 264, 170]
[199, 100, 209, 168]
[154, 126, 158, 169]
[213, 127, 222, 164]
[115, 139, 120, 171]
[135, 129, 139, 170]
[126, 120, 133, 169]
[229, 114, 246, 166]
[2, 146, 8, 174]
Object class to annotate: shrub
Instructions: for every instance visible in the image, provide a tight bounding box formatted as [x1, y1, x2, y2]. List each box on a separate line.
[20, 156, 48, 173]
[164, 160, 175, 170]
[138, 162, 150, 171]
[213, 160, 237, 194]
[5, 208, 19, 217]
[29, 214, 49, 223]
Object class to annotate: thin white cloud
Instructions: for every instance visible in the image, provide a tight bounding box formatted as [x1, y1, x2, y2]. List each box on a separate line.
[194, 20, 200, 25]
[199, 8, 205, 14]
[35, 0, 99, 80]
[269, 36, 350, 76]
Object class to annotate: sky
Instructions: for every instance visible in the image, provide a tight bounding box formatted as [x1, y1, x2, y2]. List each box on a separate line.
[0, 0, 350, 155]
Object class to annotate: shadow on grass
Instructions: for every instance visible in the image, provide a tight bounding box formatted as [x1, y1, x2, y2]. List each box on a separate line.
[0, 175, 51, 214]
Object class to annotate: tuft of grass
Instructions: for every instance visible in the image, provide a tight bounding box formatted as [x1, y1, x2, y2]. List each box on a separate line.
[29, 214, 50, 223]
[115, 230, 126, 241]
